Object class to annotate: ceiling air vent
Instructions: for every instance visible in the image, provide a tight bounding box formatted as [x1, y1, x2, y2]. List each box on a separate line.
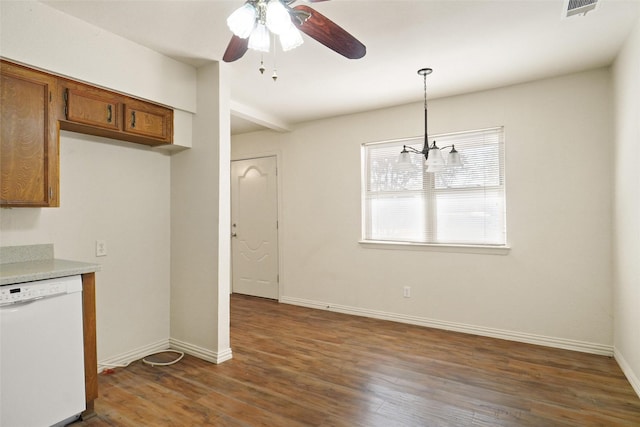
[564, 0, 599, 18]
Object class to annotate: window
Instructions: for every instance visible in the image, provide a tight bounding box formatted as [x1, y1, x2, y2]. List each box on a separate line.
[362, 127, 506, 246]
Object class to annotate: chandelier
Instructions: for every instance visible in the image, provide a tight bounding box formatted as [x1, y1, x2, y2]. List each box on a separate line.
[398, 68, 463, 172]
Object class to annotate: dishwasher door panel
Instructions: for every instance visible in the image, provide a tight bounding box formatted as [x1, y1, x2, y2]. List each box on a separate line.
[1, 280, 85, 427]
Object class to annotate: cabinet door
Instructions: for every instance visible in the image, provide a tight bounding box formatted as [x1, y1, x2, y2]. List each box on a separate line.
[1, 61, 59, 207]
[64, 82, 121, 131]
[123, 101, 173, 144]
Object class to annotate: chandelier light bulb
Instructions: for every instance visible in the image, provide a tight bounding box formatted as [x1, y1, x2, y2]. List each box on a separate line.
[227, 3, 257, 39]
[248, 23, 270, 52]
[447, 145, 463, 167]
[398, 149, 412, 165]
[266, 0, 291, 35]
[425, 142, 445, 166]
[279, 23, 304, 51]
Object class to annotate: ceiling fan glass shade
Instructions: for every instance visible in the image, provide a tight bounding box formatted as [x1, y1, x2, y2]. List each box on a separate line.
[447, 145, 463, 167]
[249, 23, 270, 52]
[227, 3, 257, 39]
[425, 142, 444, 166]
[279, 24, 304, 51]
[266, 0, 292, 34]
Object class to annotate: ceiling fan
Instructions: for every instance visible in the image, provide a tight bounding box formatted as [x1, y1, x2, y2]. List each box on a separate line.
[222, 0, 366, 63]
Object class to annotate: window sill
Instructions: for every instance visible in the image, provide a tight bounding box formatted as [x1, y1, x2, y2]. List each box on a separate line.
[358, 240, 511, 255]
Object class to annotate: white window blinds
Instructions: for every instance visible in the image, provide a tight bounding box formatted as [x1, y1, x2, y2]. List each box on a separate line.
[362, 127, 506, 246]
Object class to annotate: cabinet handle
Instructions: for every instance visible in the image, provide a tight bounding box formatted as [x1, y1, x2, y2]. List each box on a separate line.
[107, 105, 112, 123]
[64, 89, 69, 119]
[131, 111, 136, 129]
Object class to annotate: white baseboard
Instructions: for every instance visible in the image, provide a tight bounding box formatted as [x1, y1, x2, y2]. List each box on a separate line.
[614, 347, 640, 398]
[170, 338, 233, 364]
[98, 338, 170, 372]
[97, 338, 233, 372]
[280, 296, 614, 357]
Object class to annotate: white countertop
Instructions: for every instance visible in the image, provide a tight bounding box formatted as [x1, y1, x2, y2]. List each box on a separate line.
[0, 244, 101, 286]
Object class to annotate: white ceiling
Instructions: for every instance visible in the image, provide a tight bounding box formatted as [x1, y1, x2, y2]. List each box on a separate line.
[42, 0, 640, 134]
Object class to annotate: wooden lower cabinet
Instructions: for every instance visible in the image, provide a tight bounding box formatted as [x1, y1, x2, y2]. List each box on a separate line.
[81, 272, 99, 419]
[0, 61, 59, 207]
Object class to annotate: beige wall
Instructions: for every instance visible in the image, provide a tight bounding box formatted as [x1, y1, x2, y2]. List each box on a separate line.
[0, 1, 196, 112]
[0, 1, 196, 147]
[0, 0, 182, 364]
[170, 62, 232, 363]
[0, 132, 172, 363]
[613, 17, 640, 395]
[0, 1, 230, 365]
[232, 68, 614, 354]
[2, 0, 635, 389]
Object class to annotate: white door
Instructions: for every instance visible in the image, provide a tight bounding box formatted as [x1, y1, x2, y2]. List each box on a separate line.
[231, 156, 279, 299]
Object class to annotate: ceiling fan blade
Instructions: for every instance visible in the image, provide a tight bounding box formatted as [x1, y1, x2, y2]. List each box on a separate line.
[223, 35, 249, 62]
[292, 5, 366, 59]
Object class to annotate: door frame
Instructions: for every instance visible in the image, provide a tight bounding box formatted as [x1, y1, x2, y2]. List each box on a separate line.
[230, 151, 283, 301]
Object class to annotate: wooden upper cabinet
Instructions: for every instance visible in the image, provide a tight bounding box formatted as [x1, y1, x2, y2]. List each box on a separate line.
[123, 100, 172, 144]
[64, 82, 121, 131]
[60, 80, 173, 147]
[1, 60, 174, 208]
[1, 61, 59, 207]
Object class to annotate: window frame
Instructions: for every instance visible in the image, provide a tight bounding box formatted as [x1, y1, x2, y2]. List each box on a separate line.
[361, 127, 509, 254]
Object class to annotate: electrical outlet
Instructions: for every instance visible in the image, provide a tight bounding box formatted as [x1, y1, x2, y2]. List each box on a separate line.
[403, 286, 411, 298]
[96, 240, 107, 257]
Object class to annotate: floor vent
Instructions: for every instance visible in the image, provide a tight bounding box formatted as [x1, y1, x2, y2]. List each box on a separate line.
[564, 0, 599, 18]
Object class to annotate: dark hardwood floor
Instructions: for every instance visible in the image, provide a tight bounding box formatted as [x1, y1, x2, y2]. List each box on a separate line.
[77, 294, 640, 426]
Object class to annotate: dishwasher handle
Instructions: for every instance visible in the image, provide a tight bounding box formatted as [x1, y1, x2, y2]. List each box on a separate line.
[0, 293, 62, 308]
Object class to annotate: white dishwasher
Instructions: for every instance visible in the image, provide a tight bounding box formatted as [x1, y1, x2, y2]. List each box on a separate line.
[0, 275, 86, 427]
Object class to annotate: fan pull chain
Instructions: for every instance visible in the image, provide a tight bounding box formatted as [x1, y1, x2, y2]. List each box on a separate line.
[272, 33, 278, 82]
[259, 55, 266, 74]
[256, 36, 279, 81]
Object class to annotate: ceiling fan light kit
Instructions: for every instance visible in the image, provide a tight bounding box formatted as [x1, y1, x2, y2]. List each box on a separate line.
[398, 68, 464, 171]
[223, 0, 366, 79]
[227, 0, 305, 55]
